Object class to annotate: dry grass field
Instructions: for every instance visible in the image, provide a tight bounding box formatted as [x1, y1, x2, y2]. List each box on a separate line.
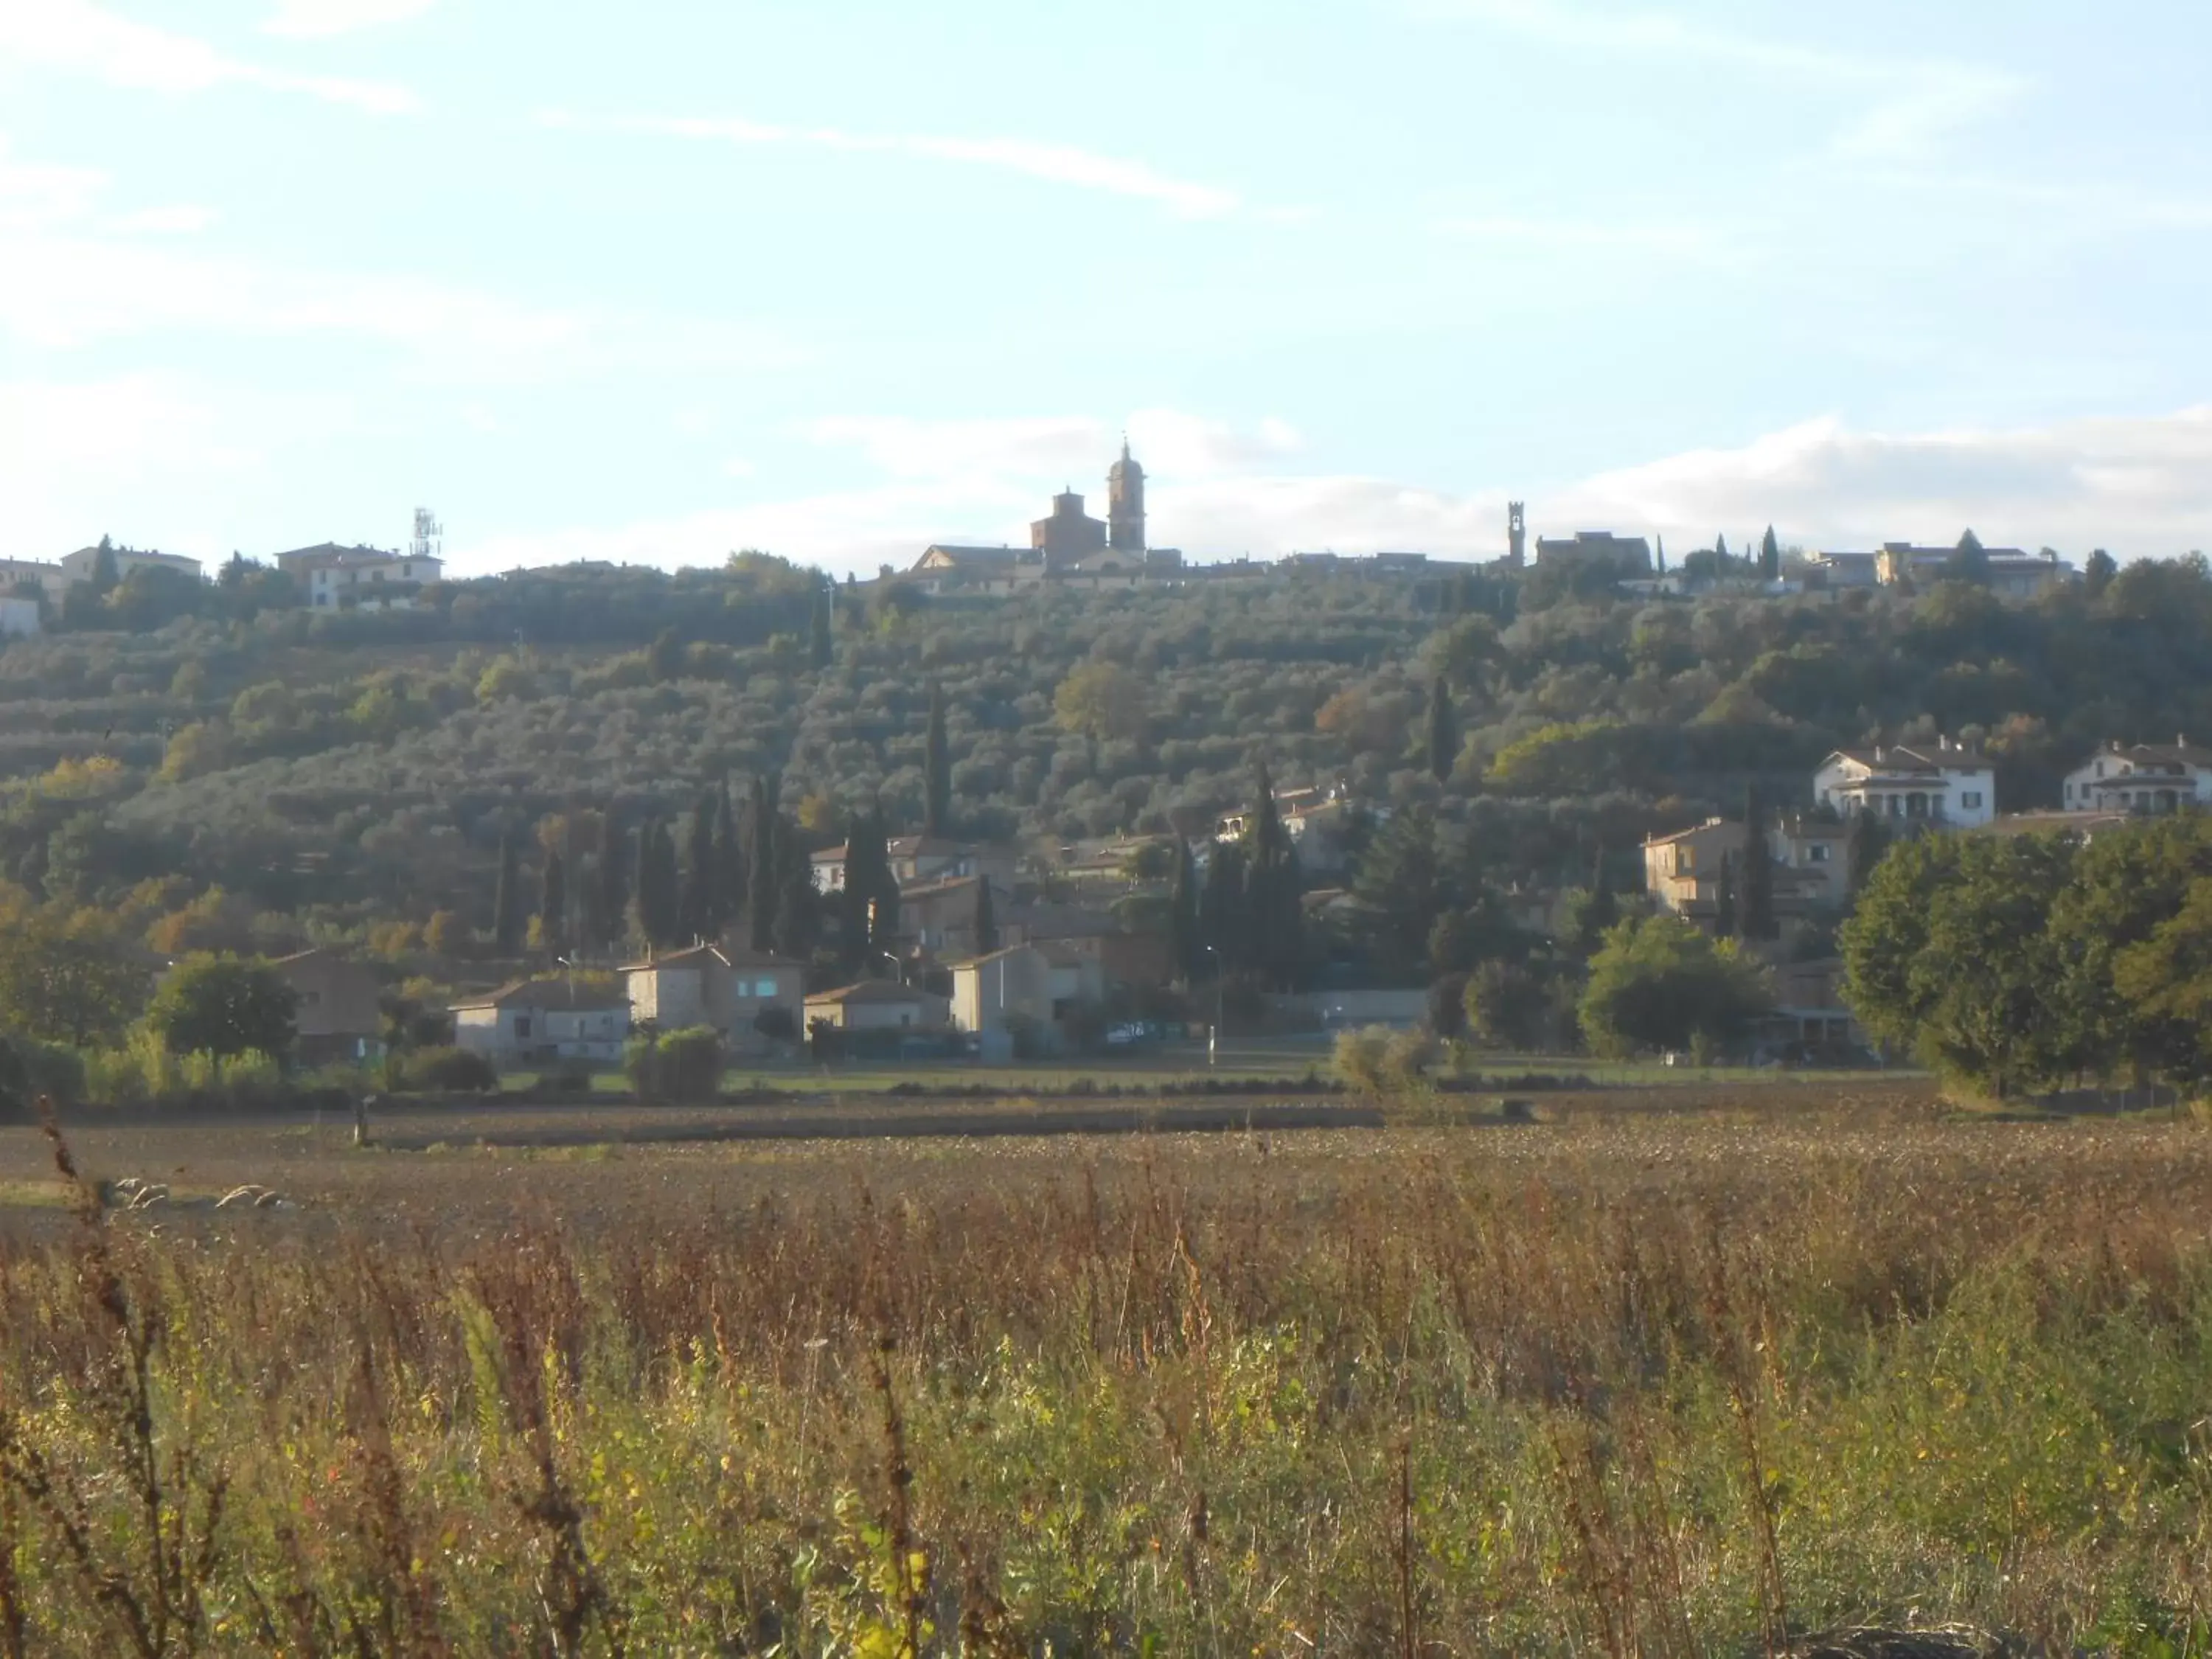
[0, 1080, 2208, 1655]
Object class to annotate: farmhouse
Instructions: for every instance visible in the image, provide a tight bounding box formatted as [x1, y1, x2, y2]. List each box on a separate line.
[1813, 740, 1995, 829]
[622, 943, 804, 1054]
[451, 978, 629, 1068]
[2062, 740, 2212, 815]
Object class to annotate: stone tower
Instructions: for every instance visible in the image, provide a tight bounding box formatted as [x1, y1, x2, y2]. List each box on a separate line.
[1107, 438, 1147, 554]
[1507, 501, 1526, 568]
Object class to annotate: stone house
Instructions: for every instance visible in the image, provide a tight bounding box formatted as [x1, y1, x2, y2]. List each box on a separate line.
[622, 943, 804, 1054]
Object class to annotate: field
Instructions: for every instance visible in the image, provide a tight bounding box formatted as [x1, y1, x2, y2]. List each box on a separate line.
[1, 1081, 2209, 1655]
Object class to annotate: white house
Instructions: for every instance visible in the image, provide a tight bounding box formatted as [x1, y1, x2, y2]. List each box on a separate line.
[1814, 740, 1995, 830]
[802, 979, 952, 1032]
[2062, 740, 2212, 815]
[622, 943, 804, 1054]
[0, 598, 39, 638]
[58, 545, 202, 585]
[276, 542, 443, 610]
[450, 978, 630, 1068]
[0, 559, 63, 597]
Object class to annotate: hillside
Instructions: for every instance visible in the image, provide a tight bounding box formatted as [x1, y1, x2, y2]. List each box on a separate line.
[4, 549, 2211, 953]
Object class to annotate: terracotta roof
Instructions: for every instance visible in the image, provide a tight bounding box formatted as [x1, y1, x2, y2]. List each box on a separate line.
[450, 978, 628, 1013]
[1641, 818, 1736, 849]
[804, 980, 945, 1007]
[619, 944, 799, 973]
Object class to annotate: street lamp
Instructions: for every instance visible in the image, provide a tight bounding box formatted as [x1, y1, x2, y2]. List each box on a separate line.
[1199, 944, 1224, 1068]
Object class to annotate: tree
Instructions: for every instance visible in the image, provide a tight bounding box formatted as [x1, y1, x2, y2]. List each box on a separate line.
[1739, 787, 1774, 942]
[1464, 959, 1553, 1051]
[147, 956, 297, 1060]
[2084, 548, 2118, 599]
[972, 876, 999, 956]
[1759, 525, 1781, 582]
[840, 804, 897, 967]
[923, 683, 953, 837]
[1579, 917, 1771, 1058]
[647, 821, 684, 947]
[1242, 761, 1305, 990]
[595, 812, 626, 953]
[1712, 852, 1737, 939]
[492, 830, 522, 952]
[748, 778, 778, 953]
[0, 908, 146, 1046]
[1169, 836, 1198, 984]
[714, 784, 745, 934]
[1425, 678, 1458, 783]
[1053, 661, 1148, 742]
[1842, 832, 2076, 1096]
[1946, 529, 1992, 586]
[1353, 805, 1442, 978]
[681, 796, 717, 942]
[1197, 843, 1246, 974]
[772, 820, 818, 961]
[538, 841, 568, 953]
[1846, 810, 1888, 900]
[810, 588, 833, 670]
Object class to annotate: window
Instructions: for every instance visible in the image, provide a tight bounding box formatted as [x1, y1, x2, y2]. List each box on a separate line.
[372, 569, 385, 582]
[401, 563, 411, 577]
[1961, 791, 1983, 809]
[755, 978, 776, 997]
[1806, 844, 1830, 863]
[514, 1015, 532, 1039]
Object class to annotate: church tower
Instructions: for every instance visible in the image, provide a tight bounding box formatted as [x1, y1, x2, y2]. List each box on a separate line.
[1507, 501, 1526, 568]
[1107, 438, 1147, 553]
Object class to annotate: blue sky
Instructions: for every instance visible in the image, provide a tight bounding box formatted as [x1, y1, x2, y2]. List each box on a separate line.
[2, 0, 2208, 575]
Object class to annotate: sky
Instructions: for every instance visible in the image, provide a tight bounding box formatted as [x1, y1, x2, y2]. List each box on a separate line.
[1, 0, 2210, 577]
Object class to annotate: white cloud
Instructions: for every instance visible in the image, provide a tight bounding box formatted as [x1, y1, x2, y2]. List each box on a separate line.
[559, 111, 1243, 220]
[0, 1, 415, 113]
[262, 0, 439, 38]
[451, 406, 2212, 579]
[1424, 0, 2027, 161]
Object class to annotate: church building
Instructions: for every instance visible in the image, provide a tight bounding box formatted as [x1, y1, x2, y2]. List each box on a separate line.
[911, 440, 1180, 594]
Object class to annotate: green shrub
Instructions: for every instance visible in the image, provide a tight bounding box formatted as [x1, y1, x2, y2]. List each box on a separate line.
[403, 1046, 499, 1093]
[628, 1027, 724, 1102]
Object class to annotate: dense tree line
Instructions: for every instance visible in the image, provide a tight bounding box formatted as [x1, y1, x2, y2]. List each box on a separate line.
[1843, 816, 2212, 1098]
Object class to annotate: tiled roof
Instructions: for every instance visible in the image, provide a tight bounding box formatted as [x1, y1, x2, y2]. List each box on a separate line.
[451, 978, 628, 1012]
[804, 979, 943, 1006]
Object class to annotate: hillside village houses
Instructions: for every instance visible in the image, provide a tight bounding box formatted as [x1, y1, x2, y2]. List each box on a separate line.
[276, 543, 443, 611]
[907, 442, 1186, 597]
[2062, 740, 2212, 814]
[451, 978, 630, 1068]
[1814, 740, 1997, 828]
[622, 943, 804, 1057]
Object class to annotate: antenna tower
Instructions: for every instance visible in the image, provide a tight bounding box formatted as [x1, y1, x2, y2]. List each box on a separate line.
[409, 507, 442, 563]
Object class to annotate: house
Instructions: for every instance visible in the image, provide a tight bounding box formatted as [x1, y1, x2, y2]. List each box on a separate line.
[895, 874, 1014, 956]
[58, 545, 202, 585]
[622, 943, 804, 1054]
[1534, 531, 1653, 573]
[2062, 740, 2212, 815]
[0, 598, 38, 639]
[0, 559, 63, 597]
[803, 979, 952, 1032]
[908, 545, 1042, 597]
[1804, 550, 1882, 589]
[1768, 958, 1860, 1054]
[1813, 740, 1995, 829]
[1869, 543, 2075, 597]
[269, 948, 384, 1065]
[1641, 816, 1854, 927]
[947, 946, 1054, 1052]
[450, 978, 630, 1068]
[276, 542, 443, 610]
[810, 836, 1017, 895]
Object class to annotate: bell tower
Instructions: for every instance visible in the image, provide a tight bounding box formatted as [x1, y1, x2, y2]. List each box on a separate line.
[1507, 501, 1526, 568]
[1107, 437, 1147, 553]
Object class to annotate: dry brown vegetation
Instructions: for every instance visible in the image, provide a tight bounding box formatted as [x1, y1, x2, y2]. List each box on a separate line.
[0, 1082, 2209, 1654]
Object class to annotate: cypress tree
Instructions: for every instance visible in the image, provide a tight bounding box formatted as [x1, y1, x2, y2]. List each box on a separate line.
[972, 876, 998, 955]
[1426, 678, 1458, 783]
[1655, 535, 1666, 577]
[748, 778, 777, 953]
[1198, 842, 1245, 974]
[596, 811, 625, 951]
[539, 841, 567, 953]
[715, 782, 744, 928]
[1847, 809, 1886, 898]
[576, 852, 608, 956]
[491, 830, 521, 952]
[1713, 852, 1738, 939]
[681, 796, 717, 942]
[1759, 525, 1781, 582]
[649, 821, 684, 947]
[630, 817, 656, 949]
[923, 683, 952, 838]
[1740, 785, 1775, 942]
[1245, 761, 1304, 990]
[773, 819, 818, 961]
[1169, 835, 1198, 984]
